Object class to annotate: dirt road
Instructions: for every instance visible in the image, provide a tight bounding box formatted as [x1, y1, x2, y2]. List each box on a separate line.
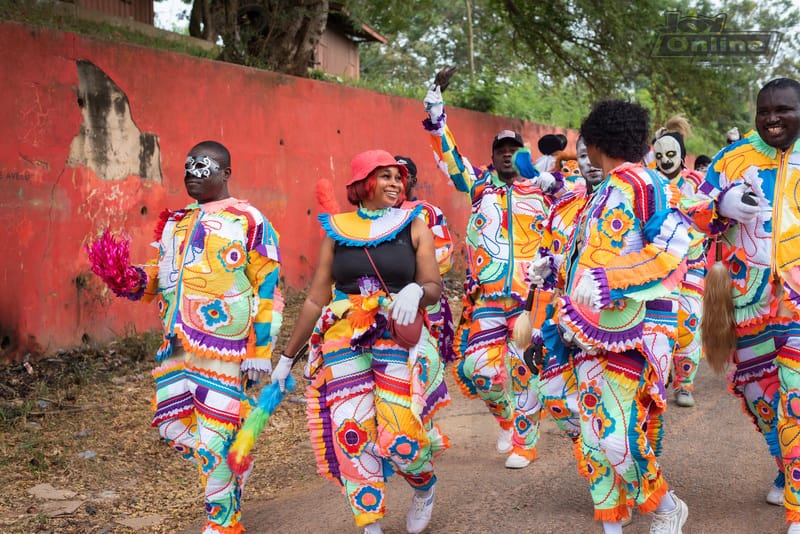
[191, 363, 785, 534]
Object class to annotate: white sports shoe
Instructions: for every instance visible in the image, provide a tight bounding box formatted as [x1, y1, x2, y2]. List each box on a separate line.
[363, 521, 383, 534]
[406, 487, 435, 534]
[767, 484, 784, 506]
[674, 388, 695, 408]
[496, 428, 513, 454]
[788, 523, 800, 534]
[649, 492, 688, 534]
[504, 452, 532, 469]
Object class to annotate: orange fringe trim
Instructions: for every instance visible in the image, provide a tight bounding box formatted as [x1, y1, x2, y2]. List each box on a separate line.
[786, 510, 800, 523]
[511, 446, 538, 461]
[637, 478, 669, 514]
[573, 440, 587, 478]
[594, 502, 630, 522]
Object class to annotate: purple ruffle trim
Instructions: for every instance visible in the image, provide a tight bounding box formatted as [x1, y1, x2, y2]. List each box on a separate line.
[587, 268, 612, 308]
[422, 112, 447, 133]
[560, 296, 643, 352]
[351, 314, 388, 350]
[536, 247, 558, 291]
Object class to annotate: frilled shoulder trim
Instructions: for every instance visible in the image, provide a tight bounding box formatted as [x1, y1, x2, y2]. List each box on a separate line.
[319, 205, 422, 247]
[747, 130, 778, 159]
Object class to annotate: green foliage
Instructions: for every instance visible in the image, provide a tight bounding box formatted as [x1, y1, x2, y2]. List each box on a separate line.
[0, 0, 218, 60]
[347, 0, 800, 156]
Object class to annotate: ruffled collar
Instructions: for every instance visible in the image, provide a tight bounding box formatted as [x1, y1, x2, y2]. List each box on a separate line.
[319, 205, 422, 247]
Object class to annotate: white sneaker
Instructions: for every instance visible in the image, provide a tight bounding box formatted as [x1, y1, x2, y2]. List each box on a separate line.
[364, 521, 383, 534]
[649, 492, 688, 534]
[767, 484, 784, 506]
[406, 487, 435, 534]
[504, 452, 532, 469]
[788, 523, 800, 534]
[496, 428, 513, 454]
[674, 388, 695, 407]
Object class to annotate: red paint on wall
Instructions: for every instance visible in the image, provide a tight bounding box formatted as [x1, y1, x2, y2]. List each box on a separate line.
[0, 22, 576, 360]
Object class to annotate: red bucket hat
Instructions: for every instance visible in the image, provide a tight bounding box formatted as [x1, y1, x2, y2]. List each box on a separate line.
[348, 149, 407, 186]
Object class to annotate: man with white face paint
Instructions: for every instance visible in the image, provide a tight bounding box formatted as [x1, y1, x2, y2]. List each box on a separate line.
[653, 131, 707, 408]
[89, 140, 283, 534]
[525, 136, 606, 448]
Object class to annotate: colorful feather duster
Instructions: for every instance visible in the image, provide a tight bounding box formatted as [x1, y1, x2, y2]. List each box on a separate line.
[227, 373, 296, 475]
[85, 228, 145, 299]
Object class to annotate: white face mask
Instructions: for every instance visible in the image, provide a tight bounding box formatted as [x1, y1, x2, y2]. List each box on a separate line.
[653, 136, 682, 177]
[576, 138, 603, 185]
[185, 155, 221, 178]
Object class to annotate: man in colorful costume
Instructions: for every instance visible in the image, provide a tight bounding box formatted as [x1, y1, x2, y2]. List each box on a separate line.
[395, 155, 456, 365]
[89, 141, 282, 534]
[559, 101, 692, 533]
[527, 136, 605, 445]
[652, 128, 707, 408]
[685, 78, 800, 532]
[422, 74, 556, 469]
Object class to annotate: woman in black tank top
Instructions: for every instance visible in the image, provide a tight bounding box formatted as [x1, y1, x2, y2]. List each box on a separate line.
[273, 150, 449, 534]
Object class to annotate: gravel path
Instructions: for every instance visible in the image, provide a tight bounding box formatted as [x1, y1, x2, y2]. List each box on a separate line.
[190, 362, 786, 534]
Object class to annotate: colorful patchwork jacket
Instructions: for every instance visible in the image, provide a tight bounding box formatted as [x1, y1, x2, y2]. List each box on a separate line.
[424, 123, 551, 303]
[402, 199, 454, 276]
[672, 169, 708, 292]
[557, 163, 691, 353]
[140, 197, 282, 369]
[683, 132, 800, 334]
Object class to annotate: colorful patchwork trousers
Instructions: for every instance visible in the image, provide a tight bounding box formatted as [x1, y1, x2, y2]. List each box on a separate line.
[573, 315, 676, 523]
[672, 269, 704, 391]
[152, 346, 246, 534]
[453, 296, 541, 459]
[305, 326, 449, 528]
[731, 321, 800, 521]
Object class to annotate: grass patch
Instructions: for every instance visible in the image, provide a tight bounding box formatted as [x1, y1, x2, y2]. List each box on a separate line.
[0, 0, 219, 60]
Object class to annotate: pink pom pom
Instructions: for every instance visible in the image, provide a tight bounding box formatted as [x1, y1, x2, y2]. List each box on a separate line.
[85, 229, 145, 299]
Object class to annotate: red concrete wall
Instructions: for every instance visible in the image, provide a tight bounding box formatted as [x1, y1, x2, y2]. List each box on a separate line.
[0, 22, 575, 361]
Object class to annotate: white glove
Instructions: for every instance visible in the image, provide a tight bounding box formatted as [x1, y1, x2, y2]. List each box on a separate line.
[270, 355, 294, 392]
[533, 172, 557, 192]
[424, 85, 444, 123]
[571, 272, 598, 309]
[389, 283, 424, 325]
[718, 183, 760, 223]
[528, 257, 552, 287]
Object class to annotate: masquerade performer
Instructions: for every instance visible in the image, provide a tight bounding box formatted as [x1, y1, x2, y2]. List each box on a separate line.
[653, 117, 708, 408]
[527, 136, 605, 445]
[560, 101, 692, 534]
[272, 150, 449, 534]
[694, 155, 711, 174]
[684, 78, 800, 532]
[87, 140, 282, 534]
[394, 155, 456, 365]
[422, 68, 556, 469]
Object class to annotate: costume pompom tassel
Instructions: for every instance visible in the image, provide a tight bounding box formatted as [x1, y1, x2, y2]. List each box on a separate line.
[701, 241, 738, 373]
[315, 178, 340, 214]
[227, 374, 296, 475]
[512, 289, 536, 348]
[85, 228, 145, 298]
